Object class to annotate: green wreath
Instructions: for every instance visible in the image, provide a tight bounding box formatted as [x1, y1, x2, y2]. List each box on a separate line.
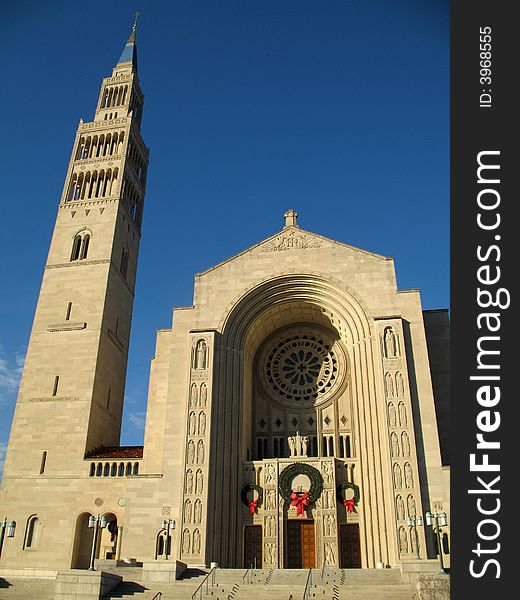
[278, 463, 324, 503]
[336, 482, 360, 512]
[241, 484, 263, 513]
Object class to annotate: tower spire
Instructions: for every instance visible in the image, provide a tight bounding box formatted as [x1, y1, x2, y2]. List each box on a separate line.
[117, 15, 139, 71]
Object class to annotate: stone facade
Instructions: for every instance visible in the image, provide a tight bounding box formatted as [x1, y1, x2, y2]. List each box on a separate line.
[0, 29, 450, 574]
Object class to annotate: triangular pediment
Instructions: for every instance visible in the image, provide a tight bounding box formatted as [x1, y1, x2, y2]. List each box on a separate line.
[198, 226, 390, 276]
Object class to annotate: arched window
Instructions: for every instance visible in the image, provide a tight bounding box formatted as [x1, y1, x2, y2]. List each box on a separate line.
[71, 232, 91, 262]
[126, 462, 132, 476]
[89, 463, 95, 477]
[24, 515, 41, 550]
[96, 463, 102, 476]
[103, 463, 110, 477]
[120, 246, 129, 279]
[110, 463, 117, 477]
[118, 462, 125, 477]
[71, 235, 82, 261]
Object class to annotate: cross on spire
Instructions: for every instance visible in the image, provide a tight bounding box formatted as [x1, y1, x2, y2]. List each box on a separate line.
[133, 11, 140, 32]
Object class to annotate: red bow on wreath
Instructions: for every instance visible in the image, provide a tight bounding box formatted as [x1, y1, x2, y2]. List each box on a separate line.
[248, 500, 258, 514]
[343, 498, 355, 513]
[291, 492, 311, 516]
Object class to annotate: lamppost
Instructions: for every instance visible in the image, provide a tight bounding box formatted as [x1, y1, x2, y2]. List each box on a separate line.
[88, 514, 107, 570]
[425, 511, 448, 573]
[0, 518, 16, 558]
[161, 519, 175, 560]
[406, 514, 423, 559]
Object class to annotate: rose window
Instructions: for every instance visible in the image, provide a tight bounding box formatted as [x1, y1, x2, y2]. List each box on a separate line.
[260, 332, 344, 405]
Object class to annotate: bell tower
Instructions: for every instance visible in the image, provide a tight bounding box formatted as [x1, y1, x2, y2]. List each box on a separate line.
[1, 22, 149, 479]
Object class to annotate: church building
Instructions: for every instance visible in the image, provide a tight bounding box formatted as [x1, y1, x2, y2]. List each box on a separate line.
[0, 26, 450, 576]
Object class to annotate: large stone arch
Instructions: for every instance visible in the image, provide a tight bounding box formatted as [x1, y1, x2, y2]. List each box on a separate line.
[207, 273, 396, 568]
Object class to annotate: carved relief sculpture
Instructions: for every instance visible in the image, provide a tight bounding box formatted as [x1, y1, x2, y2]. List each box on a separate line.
[189, 412, 197, 435]
[393, 463, 403, 489]
[187, 439, 195, 464]
[193, 529, 201, 554]
[322, 461, 333, 483]
[401, 432, 410, 457]
[407, 495, 416, 518]
[198, 411, 206, 435]
[385, 372, 395, 397]
[399, 527, 408, 553]
[186, 470, 194, 494]
[195, 340, 207, 370]
[200, 383, 207, 407]
[391, 432, 400, 457]
[384, 327, 398, 358]
[196, 469, 204, 494]
[184, 499, 192, 523]
[182, 529, 191, 554]
[324, 542, 336, 565]
[396, 495, 405, 521]
[197, 439, 205, 464]
[396, 372, 404, 397]
[388, 403, 397, 427]
[194, 499, 202, 524]
[404, 463, 414, 489]
[398, 402, 407, 427]
[265, 463, 276, 484]
[190, 384, 198, 407]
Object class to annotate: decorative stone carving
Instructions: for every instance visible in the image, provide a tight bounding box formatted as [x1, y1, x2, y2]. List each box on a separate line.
[384, 327, 398, 358]
[288, 431, 309, 457]
[401, 432, 410, 457]
[322, 461, 333, 483]
[399, 527, 408, 553]
[195, 469, 204, 494]
[265, 515, 276, 537]
[200, 383, 207, 407]
[193, 529, 201, 554]
[396, 372, 404, 397]
[385, 372, 395, 397]
[398, 402, 407, 427]
[404, 463, 414, 489]
[407, 495, 416, 517]
[323, 514, 335, 537]
[194, 499, 202, 524]
[187, 440, 195, 464]
[388, 403, 397, 427]
[186, 470, 194, 494]
[396, 495, 405, 521]
[182, 529, 190, 554]
[324, 542, 336, 565]
[189, 412, 196, 435]
[197, 439, 205, 464]
[265, 542, 276, 565]
[261, 230, 322, 253]
[393, 463, 403, 489]
[198, 411, 206, 435]
[190, 384, 198, 407]
[195, 340, 207, 370]
[184, 499, 192, 523]
[264, 489, 276, 510]
[264, 463, 276, 484]
[391, 432, 400, 457]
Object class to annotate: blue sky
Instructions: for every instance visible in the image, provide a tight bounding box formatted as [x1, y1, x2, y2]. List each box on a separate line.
[0, 0, 448, 469]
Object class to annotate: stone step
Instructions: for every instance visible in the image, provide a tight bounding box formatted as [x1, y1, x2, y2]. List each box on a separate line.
[0, 578, 54, 600]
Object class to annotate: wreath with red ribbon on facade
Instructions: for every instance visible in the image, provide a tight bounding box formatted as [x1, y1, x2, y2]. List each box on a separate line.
[241, 484, 264, 514]
[278, 463, 323, 517]
[336, 481, 360, 513]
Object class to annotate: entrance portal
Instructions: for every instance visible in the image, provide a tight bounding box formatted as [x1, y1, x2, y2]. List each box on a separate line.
[339, 524, 361, 568]
[244, 525, 263, 568]
[286, 520, 316, 568]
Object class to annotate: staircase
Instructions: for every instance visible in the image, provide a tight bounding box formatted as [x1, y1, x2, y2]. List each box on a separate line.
[0, 567, 426, 599]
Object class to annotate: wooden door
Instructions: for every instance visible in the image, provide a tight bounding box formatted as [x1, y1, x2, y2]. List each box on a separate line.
[244, 525, 262, 568]
[339, 524, 361, 568]
[287, 521, 316, 568]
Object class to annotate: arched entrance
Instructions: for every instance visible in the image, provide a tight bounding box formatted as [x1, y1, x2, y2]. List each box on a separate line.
[71, 512, 118, 568]
[71, 513, 94, 569]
